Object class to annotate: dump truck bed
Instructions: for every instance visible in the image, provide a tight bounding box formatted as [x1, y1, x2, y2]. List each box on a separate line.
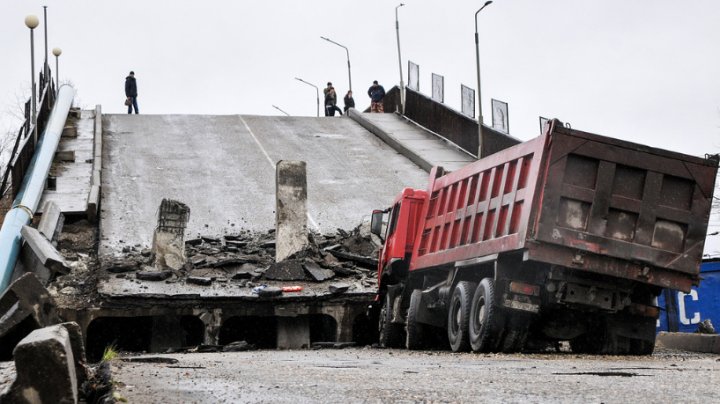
[410, 120, 718, 291]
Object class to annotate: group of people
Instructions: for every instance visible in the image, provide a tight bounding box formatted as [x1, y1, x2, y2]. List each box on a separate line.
[124, 70, 387, 117]
[323, 80, 386, 116]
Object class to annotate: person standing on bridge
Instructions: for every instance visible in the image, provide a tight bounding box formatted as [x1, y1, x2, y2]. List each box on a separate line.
[367, 80, 385, 113]
[125, 71, 139, 114]
[343, 90, 355, 113]
[323, 82, 343, 117]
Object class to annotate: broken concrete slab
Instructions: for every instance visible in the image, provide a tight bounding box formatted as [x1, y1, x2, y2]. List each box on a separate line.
[0, 273, 60, 360]
[256, 286, 283, 298]
[656, 332, 720, 354]
[60, 322, 88, 387]
[303, 260, 335, 282]
[223, 340, 256, 352]
[136, 269, 173, 282]
[38, 201, 64, 245]
[264, 260, 305, 281]
[187, 276, 213, 286]
[20, 225, 70, 281]
[329, 283, 350, 294]
[1, 324, 78, 404]
[275, 161, 309, 262]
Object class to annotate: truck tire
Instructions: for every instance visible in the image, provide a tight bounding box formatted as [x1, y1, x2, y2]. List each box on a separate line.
[406, 289, 425, 350]
[379, 293, 404, 348]
[447, 281, 475, 352]
[469, 278, 502, 353]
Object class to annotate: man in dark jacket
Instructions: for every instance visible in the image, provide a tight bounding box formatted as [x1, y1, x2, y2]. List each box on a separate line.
[323, 82, 343, 117]
[125, 71, 139, 114]
[367, 80, 385, 113]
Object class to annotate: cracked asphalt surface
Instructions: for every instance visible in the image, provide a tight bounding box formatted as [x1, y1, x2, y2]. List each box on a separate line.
[112, 347, 720, 403]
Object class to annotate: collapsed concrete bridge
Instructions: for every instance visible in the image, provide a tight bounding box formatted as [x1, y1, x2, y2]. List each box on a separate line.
[1, 86, 518, 360]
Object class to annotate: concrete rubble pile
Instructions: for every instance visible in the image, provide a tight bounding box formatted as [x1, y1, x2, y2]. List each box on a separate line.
[99, 223, 381, 294]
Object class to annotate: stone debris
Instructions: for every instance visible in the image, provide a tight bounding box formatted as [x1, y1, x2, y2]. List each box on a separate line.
[187, 276, 213, 286]
[136, 269, 173, 281]
[696, 319, 716, 334]
[329, 283, 351, 294]
[265, 260, 306, 281]
[303, 261, 335, 282]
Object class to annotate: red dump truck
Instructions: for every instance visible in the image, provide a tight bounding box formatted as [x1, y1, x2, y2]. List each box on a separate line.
[370, 119, 718, 355]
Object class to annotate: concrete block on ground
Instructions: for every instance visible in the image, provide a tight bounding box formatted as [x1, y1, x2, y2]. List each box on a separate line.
[0, 273, 60, 360]
[38, 201, 64, 245]
[20, 225, 70, 280]
[275, 161, 309, 262]
[276, 316, 310, 349]
[656, 332, 720, 354]
[1, 324, 78, 404]
[60, 322, 88, 387]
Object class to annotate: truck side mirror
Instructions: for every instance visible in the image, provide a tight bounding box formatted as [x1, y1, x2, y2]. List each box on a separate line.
[371, 210, 384, 238]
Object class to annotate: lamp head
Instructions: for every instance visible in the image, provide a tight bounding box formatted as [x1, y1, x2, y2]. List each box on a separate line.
[25, 15, 39, 29]
[52, 47, 62, 57]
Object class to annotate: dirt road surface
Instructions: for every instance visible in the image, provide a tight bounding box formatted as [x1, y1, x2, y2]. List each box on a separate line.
[112, 347, 720, 403]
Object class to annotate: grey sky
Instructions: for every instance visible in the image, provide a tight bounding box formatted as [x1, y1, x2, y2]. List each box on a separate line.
[1, 0, 719, 254]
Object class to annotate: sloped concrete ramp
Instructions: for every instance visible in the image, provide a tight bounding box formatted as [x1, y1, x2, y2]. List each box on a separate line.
[100, 114, 427, 255]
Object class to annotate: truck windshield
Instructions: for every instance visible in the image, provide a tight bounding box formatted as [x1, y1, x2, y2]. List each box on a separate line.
[385, 203, 400, 240]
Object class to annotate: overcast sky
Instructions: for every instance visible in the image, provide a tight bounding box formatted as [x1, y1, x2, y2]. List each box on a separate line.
[1, 0, 719, 255]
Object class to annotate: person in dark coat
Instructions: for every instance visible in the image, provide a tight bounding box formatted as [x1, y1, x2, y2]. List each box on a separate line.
[367, 80, 385, 113]
[323, 82, 343, 117]
[343, 90, 355, 113]
[125, 71, 139, 114]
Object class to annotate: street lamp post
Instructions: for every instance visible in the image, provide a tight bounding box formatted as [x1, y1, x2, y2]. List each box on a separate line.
[294, 77, 320, 117]
[43, 6, 49, 79]
[25, 15, 39, 142]
[272, 105, 290, 116]
[475, 0, 492, 158]
[395, 3, 405, 114]
[320, 36, 352, 93]
[53, 47, 62, 92]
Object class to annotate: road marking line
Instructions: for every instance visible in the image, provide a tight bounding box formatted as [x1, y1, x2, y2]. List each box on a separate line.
[238, 115, 321, 232]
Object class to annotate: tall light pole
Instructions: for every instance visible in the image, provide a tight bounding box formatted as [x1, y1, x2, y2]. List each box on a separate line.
[25, 15, 39, 142]
[294, 77, 320, 117]
[395, 3, 405, 114]
[43, 6, 49, 79]
[475, 0, 492, 158]
[320, 36, 352, 93]
[272, 105, 290, 116]
[53, 47, 62, 92]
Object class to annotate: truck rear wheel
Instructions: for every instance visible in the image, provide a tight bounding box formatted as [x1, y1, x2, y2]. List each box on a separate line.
[447, 281, 475, 352]
[469, 278, 501, 353]
[406, 289, 425, 350]
[379, 293, 404, 348]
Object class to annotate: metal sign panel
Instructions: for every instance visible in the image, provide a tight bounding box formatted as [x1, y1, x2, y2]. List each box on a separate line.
[491, 99, 509, 134]
[539, 116, 550, 134]
[408, 61, 419, 91]
[461, 85, 475, 118]
[431, 73, 444, 103]
[657, 260, 720, 333]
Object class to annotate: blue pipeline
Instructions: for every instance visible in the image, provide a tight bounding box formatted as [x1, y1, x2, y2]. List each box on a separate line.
[0, 85, 75, 293]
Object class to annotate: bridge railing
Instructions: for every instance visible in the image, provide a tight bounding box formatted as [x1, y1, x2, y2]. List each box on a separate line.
[0, 67, 57, 201]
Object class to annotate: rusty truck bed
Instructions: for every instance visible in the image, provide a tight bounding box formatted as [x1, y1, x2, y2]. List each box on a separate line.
[410, 120, 718, 291]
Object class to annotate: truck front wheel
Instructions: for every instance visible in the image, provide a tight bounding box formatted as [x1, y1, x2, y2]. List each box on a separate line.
[379, 293, 404, 348]
[469, 278, 502, 352]
[447, 281, 475, 352]
[406, 289, 425, 350]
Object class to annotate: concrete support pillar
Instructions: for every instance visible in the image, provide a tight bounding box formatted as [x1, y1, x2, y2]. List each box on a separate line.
[152, 199, 190, 270]
[333, 306, 358, 343]
[275, 161, 309, 262]
[198, 309, 222, 345]
[276, 316, 310, 349]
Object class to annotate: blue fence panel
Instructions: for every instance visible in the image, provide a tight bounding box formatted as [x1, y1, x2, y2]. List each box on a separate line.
[657, 259, 720, 333]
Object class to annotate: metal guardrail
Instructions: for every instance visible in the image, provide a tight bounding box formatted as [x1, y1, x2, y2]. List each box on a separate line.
[0, 67, 57, 200]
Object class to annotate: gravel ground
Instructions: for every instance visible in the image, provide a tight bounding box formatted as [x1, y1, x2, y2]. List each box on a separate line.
[111, 347, 720, 403]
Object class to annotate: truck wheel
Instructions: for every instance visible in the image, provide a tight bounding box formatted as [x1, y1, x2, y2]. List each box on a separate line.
[378, 293, 404, 348]
[628, 337, 655, 355]
[447, 281, 475, 352]
[406, 289, 425, 350]
[469, 278, 501, 353]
